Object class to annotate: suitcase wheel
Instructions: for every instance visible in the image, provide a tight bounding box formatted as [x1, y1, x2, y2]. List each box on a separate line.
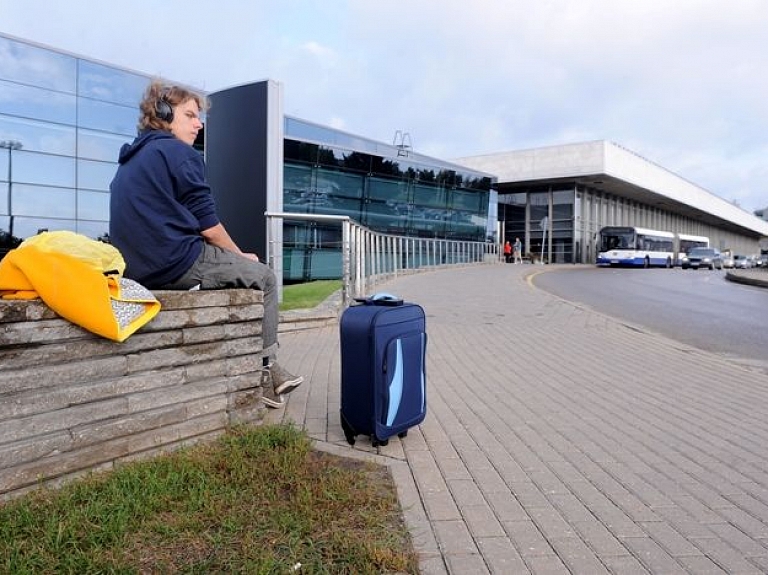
[371, 437, 389, 448]
[340, 416, 356, 446]
[398, 430, 408, 438]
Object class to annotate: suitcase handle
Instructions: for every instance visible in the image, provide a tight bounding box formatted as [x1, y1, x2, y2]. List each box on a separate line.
[353, 292, 404, 306]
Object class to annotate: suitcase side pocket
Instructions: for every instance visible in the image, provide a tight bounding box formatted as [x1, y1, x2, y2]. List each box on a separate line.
[382, 331, 427, 428]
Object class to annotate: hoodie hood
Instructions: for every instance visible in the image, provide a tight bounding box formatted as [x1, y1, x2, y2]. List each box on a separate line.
[118, 130, 176, 164]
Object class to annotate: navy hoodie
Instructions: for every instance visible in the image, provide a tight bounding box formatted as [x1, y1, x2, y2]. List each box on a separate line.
[109, 130, 219, 288]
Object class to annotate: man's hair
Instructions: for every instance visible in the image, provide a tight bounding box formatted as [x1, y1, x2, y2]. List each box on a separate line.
[137, 80, 209, 132]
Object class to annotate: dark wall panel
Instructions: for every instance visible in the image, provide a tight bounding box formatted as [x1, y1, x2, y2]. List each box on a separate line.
[206, 82, 269, 258]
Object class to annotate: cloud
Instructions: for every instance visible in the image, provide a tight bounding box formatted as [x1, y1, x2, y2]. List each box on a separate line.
[299, 41, 336, 61]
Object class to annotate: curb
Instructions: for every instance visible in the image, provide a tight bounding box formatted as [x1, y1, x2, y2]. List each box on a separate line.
[725, 269, 768, 288]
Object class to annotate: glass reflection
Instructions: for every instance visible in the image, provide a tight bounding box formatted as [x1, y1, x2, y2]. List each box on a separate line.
[78, 129, 132, 162]
[77, 189, 110, 220]
[413, 184, 447, 208]
[281, 127, 495, 280]
[78, 98, 138, 135]
[0, 80, 77, 125]
[285, 118, 493, 192]
[364, 201, 404, 231]
[13, 151, 75, 188]
[285, 118, 335, 146]
[452, 189, 483, 211]
[76, 219, 109, 240]
[0, 35, 77, 92]
[12, 216, 76, 239]
[78, 60, 148, 107]
[313, 196, 362, 217]
[317, 168, 363, 199]
[368, 178, 408, 203]
[78, 159, 117, 191]
[283, 151, 492, 243]
[0, 116, 76, 156]
[13, 184, 75, 218]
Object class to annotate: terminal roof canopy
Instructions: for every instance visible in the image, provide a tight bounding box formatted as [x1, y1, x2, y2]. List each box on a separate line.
[456, 140, 768, 238]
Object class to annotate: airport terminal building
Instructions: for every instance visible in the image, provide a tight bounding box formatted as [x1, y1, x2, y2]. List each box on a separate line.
[458, 142, 768, 264]
[2, 32, 766, 272]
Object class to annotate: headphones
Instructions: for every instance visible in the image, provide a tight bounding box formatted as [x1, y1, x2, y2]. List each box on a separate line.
[155, 89, 174, 123]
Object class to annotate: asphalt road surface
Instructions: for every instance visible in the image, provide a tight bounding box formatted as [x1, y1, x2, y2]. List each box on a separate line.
[532, 265, 768, 367]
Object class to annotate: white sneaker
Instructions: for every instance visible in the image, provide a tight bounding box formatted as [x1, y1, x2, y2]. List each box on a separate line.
[270, 362, 304, 395]
[260, 368, 285, 409]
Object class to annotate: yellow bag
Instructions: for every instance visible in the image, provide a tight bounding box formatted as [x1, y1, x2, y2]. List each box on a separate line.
[19, 230, 125, 276]
[0, 230, 159, 341]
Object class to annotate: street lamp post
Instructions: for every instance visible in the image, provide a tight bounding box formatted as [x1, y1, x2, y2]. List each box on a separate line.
[0, 139, 23, 238]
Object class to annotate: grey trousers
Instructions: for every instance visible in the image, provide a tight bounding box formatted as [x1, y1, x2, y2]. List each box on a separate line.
[161, 243, 278, 352]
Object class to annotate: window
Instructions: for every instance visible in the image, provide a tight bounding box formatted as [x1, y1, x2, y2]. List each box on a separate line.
[0, 35, 76, 92]
[78, 128, 131, 162]
[368, 177, 408, 203]
[77, 189, 110, 220]
[0, 115, 76, 156]
[78, 159, 117, 191]
[78, 60, 147, 107]
[77, 98, 138, 135]
[13, 183, 76, 218]
[0, 79, 77, 125]
[14, 151, 75, 188]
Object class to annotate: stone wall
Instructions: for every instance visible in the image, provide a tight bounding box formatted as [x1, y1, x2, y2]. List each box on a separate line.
[0, 289, 269, 500]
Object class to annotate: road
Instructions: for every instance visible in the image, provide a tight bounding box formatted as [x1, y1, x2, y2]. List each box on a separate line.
[532, 265, 768, 366]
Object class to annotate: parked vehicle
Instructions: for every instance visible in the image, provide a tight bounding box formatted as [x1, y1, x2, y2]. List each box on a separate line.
[681, 247, 723, 270]
[676, 233, 709, 266]
[733, 254, 753, 269]
[722, 254, 735, 269]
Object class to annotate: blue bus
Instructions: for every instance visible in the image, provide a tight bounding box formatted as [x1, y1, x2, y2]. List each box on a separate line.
[596, 226, 675, 268]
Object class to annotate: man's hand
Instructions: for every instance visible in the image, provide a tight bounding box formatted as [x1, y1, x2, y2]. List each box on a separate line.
[201, 223, 259, 262]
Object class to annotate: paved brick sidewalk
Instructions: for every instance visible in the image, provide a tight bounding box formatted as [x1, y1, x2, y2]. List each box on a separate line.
[267, 264, 768, 574]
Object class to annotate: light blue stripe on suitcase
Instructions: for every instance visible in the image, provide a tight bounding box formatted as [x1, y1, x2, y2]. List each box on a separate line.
[386, 339, 403, 426]
[421, 333, 426, 411]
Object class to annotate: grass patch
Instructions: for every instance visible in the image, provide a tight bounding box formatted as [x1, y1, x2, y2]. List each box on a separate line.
[0, 424, 418, 574]
[280, 280, 342, 311]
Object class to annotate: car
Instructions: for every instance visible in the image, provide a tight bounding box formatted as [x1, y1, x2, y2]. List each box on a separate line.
[681, 247, 723, 270]
[721, 254, 735, 269]
[733, 254, 753, 269]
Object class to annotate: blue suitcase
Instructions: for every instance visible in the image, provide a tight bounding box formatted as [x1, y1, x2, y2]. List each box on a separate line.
[339, 294, 427, 447]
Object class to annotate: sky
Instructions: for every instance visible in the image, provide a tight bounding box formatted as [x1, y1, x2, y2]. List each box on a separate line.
[2, 0, 768, 212]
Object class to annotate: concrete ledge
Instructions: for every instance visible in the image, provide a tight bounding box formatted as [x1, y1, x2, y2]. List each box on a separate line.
[278, 290, 342, 334]
[725, 269, 768, 288]
[0, 289, 269, 500]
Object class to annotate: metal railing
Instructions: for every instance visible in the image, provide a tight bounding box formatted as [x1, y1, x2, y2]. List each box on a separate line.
[265, 212, 500, 307]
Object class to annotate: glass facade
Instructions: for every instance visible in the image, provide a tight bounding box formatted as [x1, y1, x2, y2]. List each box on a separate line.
[498, 184, 576, 263]
[282, 118, 494, 280]
[0, 34, 151, 244]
